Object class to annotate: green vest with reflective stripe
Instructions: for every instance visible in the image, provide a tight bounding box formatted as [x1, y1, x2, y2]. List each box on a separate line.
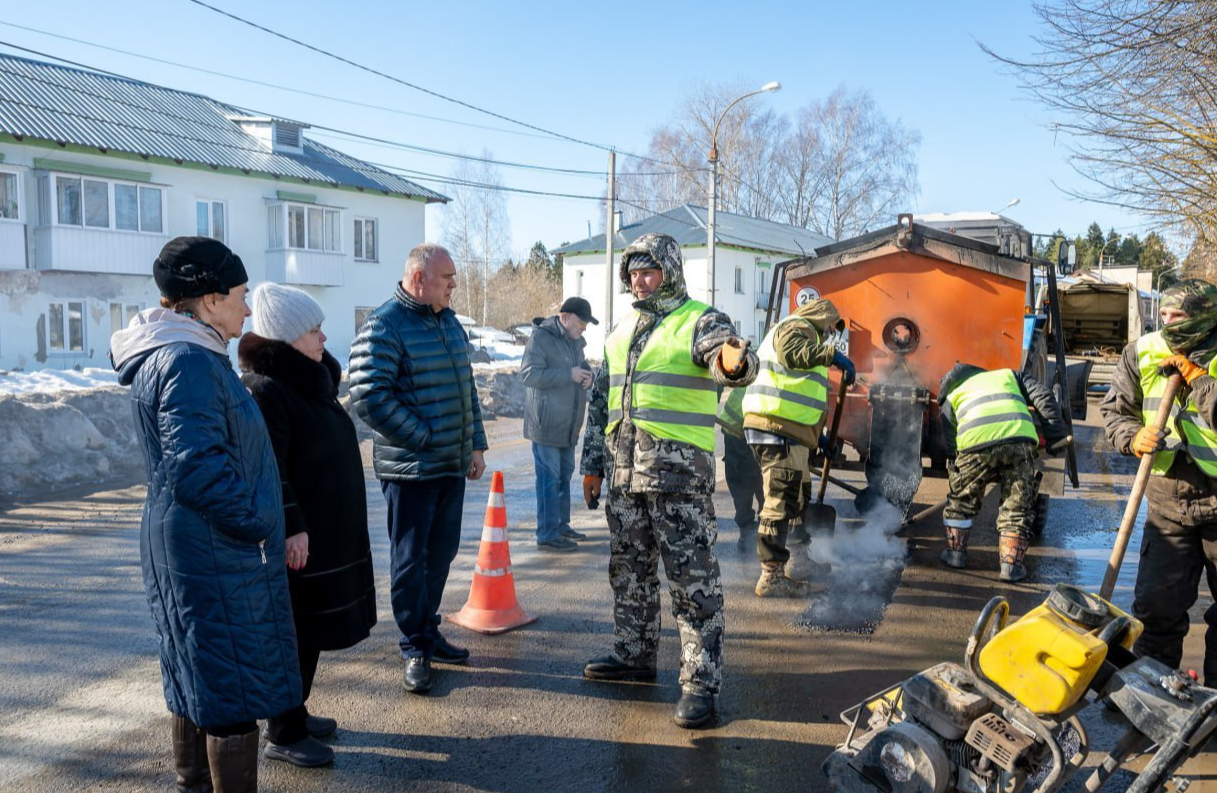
[717, 387, 746, 437]
[1136, 331, 1217, 476]
[741, 315, 828, 427]
[605, 300, 717, 452]
[948, 369, 1038, 452]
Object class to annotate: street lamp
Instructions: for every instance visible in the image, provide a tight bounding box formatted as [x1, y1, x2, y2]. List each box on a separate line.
[1097, 235, 1121, 276]
[1154, 263, 1184, 329]
[992, 198, 1020, 214]
[707, 81, 781, 306]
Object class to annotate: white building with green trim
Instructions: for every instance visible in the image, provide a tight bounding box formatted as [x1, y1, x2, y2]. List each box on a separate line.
[0, 54, 447, 371]
[553, 205, 833, 354]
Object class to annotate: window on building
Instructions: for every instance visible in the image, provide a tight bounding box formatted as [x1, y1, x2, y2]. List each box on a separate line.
[734, 320, 742, 334]
[354, 306, 375, 332]
[575, 269, 584, 296]
[109, 301, 143, 335]
[270, 202, 341, 252]
[196, 200, 226, 243]
[354, 218, 377, 261]
[47, 300, 85, 353]
[734, 265, 744, 294]
[0, 171, 20, 220]
[53, 175, 162, 233]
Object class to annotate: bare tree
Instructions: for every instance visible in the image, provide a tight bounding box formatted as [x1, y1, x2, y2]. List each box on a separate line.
[440, 153, 511, 324]
[983, 1, 1217, 242]
[797, 87, 921, 240]
[613, 81, 919, 240]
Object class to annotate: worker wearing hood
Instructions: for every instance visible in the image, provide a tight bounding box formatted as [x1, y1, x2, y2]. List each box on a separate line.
[579, 233, 757, 729]
[1102, 277, 1217, 683]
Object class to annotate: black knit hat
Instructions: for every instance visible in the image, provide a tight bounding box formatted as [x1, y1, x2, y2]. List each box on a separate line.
[153, 236, 248, 300]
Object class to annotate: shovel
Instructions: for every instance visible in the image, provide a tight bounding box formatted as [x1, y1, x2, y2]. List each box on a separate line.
[805, 377, 851, 534]
[1100, 372, 1182, 601]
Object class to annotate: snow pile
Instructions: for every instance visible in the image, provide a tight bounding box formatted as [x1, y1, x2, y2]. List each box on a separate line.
[0, 386, 142, 498]
[0, 367, 119, 395]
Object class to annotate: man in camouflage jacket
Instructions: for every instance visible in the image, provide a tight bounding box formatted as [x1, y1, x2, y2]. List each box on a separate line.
[580, 233, 757, 729]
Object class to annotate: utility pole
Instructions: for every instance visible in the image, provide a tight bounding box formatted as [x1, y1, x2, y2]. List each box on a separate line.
[604, 149, 616, 329]
[707, 152, 718, 307]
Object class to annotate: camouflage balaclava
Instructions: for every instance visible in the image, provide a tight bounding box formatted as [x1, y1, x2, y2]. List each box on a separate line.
[1161, 278, 1217, 360]
[619, 232, 688, 314]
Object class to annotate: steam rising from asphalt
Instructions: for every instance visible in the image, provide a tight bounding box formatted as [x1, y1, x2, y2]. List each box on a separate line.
[796, 501, 908, 633]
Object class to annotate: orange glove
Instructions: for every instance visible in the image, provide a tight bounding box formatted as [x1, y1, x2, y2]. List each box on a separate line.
[717, 338, 751, 376]
[583, 475, 603, 509]
[1132, 426, 1168, 458]
[1159, 355, 1207, 384]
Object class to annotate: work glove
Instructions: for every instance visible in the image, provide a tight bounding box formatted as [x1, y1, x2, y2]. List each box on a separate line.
[1159, 355, 1207, 385]
[717, 338, 751, 376]
[1132, 426, 1169, 458]
[583, 475, 603, 509]
[831, 350, 856, 386]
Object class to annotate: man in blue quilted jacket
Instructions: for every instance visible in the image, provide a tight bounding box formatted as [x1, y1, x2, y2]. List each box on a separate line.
[349, 243, 488, 695]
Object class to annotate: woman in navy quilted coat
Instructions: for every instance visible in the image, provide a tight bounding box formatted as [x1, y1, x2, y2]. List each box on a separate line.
[111, 237, 303, 792]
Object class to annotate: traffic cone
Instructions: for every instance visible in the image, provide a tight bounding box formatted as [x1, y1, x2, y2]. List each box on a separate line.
[447, 471, 538, 634]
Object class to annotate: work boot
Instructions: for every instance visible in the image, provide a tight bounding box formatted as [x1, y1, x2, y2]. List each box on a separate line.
[785, 541, 830, 581]
[205, 730, 259, 793]
[735, 520, 757, 551]
[941, 526, 970, 569]
[998, 534, 1030, 583]
[755, 561, 814, 597]
[264, 735, 334, 767]
[673, 685, 716, 729]
[172, 715, 211, 793]
[583, 654, 657, 681]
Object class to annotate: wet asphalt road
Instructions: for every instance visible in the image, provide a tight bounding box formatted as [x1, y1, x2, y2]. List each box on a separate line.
[2, 407, 1216, 792]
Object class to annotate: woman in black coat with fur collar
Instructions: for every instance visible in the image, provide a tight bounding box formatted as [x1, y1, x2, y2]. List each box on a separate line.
[238, 283, 376, 766]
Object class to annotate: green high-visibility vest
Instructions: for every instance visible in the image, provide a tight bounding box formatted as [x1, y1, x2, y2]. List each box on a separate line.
[742, 315, 828, 427]
[948, 369, 1038, 452]
[1136, 331, 1217, 476]
[717, 387, 746, 437]
[605, 299, 717, 452]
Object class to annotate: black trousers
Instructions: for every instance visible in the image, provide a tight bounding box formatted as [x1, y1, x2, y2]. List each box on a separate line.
[1132, 508, 1217, 684]
[265, 639, 321, 745]
[723, 433, 763, 530]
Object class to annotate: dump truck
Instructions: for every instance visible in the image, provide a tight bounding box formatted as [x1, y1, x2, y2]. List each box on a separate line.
[1050, 275, 1151, 393]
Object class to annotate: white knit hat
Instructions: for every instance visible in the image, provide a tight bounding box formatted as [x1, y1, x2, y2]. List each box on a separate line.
[251, 282, 325, 343]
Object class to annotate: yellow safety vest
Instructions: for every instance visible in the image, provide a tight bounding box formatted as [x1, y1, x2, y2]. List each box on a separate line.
[948, 369, 1038, 452]
[605, 300, 717, 452]
[716, 387, 746, 438]
[742, 315, 828, 427]
[1136, 331, 1217, 477]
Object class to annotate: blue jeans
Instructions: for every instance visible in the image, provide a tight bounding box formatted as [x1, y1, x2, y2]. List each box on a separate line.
[381, 477, 466, 659]
[532, 443, 575, 543]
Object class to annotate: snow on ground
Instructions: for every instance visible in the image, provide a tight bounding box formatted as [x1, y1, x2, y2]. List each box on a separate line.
[0, 368, 119, 395]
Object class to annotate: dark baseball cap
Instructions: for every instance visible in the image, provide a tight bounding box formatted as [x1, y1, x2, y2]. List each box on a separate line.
[559, 296, 599, 325]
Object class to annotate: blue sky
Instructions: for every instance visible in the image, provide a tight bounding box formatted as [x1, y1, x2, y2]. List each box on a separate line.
[2, 1, 1153, 259]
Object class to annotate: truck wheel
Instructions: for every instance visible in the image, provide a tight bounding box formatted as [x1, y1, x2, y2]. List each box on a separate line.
[1031, 493, 1051, 536]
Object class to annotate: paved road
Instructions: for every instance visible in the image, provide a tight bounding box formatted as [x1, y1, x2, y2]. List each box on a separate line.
[1, 410, 1214, 791]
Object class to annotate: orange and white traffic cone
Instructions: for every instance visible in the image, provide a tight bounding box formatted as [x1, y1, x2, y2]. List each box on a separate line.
[446, 471, 538, 635]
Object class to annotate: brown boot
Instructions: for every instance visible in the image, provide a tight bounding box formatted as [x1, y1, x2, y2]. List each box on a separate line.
[206, 730, 259, 793]
[172, 715, 212, 793]
[998, 534, 1029, 582]
[755, 561, 814, 597]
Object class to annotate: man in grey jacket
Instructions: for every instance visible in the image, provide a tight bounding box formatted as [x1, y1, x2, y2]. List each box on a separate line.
[521, 297, 598, 551]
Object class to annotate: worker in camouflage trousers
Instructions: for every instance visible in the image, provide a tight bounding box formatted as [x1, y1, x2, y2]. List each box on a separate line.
[938, 363, 1066, 582]
[580, 232, 757, 729]
[1101, 279, 1217, 683]
[716, 386, 764, 550]
[743, 297, 855, 597]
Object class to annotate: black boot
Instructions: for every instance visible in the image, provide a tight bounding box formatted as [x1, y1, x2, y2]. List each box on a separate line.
[583, 655, 656, 681]
[172, 715, 211, 793]
[674, 686, 716, 729]
[205, 730, 258, 793]
[403, 657, 433, 693]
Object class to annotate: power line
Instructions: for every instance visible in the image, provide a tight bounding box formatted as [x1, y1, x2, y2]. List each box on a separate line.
[187, 0, 615, 152]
